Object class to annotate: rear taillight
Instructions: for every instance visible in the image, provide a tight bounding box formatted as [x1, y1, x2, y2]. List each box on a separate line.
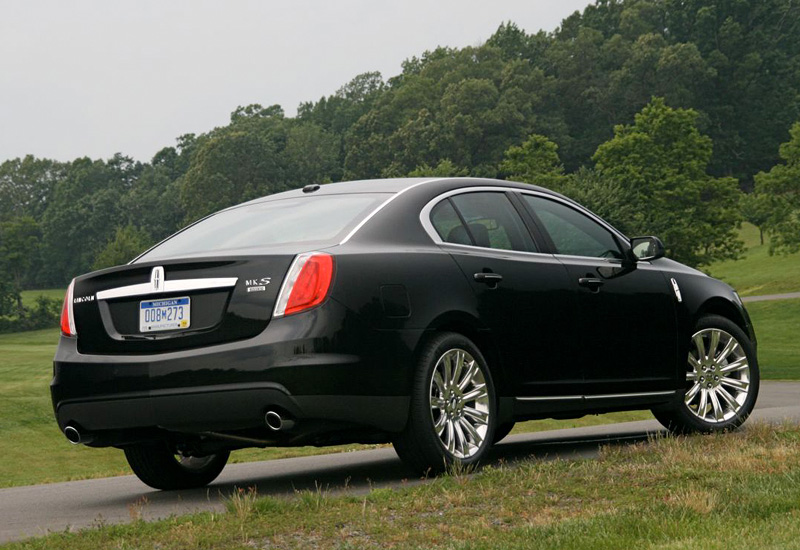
[60, 279, 77, 337]
[274, 253, 334, 318]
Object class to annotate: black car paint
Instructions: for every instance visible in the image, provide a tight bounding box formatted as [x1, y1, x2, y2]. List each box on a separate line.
[52, 177, 754, 451]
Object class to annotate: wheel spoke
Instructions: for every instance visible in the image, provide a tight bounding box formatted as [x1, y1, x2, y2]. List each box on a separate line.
[685, 382, 701, 404]
[452, 419, 468, 457]
[708, 389, 725, 421]
[686, 371, 698, 382]
[459, 417, 482, 447]
[434, 412, 447, 435]
[458, 360, 478, 392]
[715, 338, 739, 363]
[708, 330, 720, 360]
[717, 386, 740, 412]
[432, 371, 446, 395]
[720, 357, 748, 374]
[462, 384, 488, 403]
[697, 388, 708, 419]
[451, 350, 464, 388]
[444, 420, 455, 453]
[688, 354, 701, 370]
[693, 334, 707, 360]
[462, 406, 489, 424]
[720, 377, 749, 393]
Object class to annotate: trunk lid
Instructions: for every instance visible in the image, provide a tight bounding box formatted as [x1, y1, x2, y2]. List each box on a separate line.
[73, 256, 294, 354]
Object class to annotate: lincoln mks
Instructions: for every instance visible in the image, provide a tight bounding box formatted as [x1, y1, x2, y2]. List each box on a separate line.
[52, 177, 758, 489]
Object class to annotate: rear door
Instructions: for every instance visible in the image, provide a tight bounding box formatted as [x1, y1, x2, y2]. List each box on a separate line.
[518, 193, 678, 396]
[425, 190, 580, 398]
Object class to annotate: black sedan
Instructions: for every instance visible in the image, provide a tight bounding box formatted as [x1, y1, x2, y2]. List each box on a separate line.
[52, 177, 759, 489]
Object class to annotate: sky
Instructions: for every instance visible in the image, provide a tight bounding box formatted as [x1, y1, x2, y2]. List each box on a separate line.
[0, 0, 591, 164]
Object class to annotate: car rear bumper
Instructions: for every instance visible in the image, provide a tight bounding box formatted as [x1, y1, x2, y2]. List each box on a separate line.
[51, 299, 418, 445]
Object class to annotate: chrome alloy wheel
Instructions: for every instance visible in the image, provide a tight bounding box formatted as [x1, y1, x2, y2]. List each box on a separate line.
[429, 348, 490, 459]
[684, 328, 750, 423]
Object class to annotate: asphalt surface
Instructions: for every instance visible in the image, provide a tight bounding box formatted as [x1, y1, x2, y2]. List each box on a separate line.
[742, 291, 800, 302]
[1, 381, 798, 544]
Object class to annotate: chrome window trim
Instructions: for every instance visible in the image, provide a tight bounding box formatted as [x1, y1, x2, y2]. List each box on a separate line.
[339, 178, 448, 245]
[419, 186, 632, 259]
[515, 390, 676, 402]
[96, 277, 238, 301]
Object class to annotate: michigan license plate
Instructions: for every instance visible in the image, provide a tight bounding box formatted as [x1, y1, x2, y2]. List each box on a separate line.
[139, 297, 191, 332]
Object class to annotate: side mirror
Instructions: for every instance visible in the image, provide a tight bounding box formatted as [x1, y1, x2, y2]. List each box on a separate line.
[628, 236, 665, 262]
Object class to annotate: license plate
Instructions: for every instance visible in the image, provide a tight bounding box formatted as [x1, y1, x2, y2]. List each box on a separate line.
[139, 297, 190, 332]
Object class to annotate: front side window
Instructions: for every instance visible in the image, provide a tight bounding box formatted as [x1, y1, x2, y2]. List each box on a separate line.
[522, 195, 623, 259]
[137, 194, 387, 261]
[433, 192, 536, 252]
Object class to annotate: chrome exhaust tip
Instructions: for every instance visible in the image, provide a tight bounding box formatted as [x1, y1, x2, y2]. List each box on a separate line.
[265, 410, 295, 431]
[64, 425, 81, 445]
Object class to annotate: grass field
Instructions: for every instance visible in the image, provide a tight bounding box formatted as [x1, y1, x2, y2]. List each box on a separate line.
[706, 223, 800, 296]
[19, 288, 65, 307]
[6, 423, 800, 550]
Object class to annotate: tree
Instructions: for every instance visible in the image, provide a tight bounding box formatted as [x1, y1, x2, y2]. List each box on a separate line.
[0, 217, 40, 312]
[752, 121, 800, 253]
[740, 192, 773, 245]
[499, 134, 566, 190]
[93, 226, 153, 270]
[407, 159, 469, 177]
[593, 98, 743, 266]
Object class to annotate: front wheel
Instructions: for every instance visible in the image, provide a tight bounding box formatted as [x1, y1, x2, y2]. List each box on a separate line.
[653, 314, 759, 434]
[124, 443, 229, 490]
[393, 332, 496, 475]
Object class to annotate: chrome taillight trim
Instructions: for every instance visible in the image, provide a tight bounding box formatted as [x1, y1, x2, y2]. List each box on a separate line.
[272, 253, 313, 318]
[65, 279, 76, 336]
[96, 277, 238, 301]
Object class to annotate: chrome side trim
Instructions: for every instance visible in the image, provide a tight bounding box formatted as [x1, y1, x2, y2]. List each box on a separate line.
[419, 186, 631, 256]
[515, 395, 584, 401]
[96, 277, 238, 301]
[515, 390, 676, 402]
[585, 390, 676, 400]
[339, 178, 448, 244]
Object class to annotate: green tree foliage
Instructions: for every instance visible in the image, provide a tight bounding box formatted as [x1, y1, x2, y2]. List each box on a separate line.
[180, 105, 292, 222]
[499, 134, 566, 190]
[0, 217, 40, 311]
[93, 225, 153, 270]
[593, 98, 743, 266]
[39, 155, 142, 284]
[752, 121, 800, 253]
[406, 159, 469, 178]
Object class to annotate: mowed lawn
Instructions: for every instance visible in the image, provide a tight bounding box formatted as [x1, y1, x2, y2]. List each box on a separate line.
[706, 223, 800, 296]
[0, 291, 796, 489]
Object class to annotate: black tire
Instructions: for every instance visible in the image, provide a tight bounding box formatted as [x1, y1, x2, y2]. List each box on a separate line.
[493, 422, 515, 444]
[124, 442, 229, 490]
[393, 332, 497, 475]
[653, 314, 759, 434]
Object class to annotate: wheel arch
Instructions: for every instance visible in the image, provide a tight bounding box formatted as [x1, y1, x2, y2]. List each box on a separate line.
[418, 311, 509, 397]
[694, 297, 749, 336]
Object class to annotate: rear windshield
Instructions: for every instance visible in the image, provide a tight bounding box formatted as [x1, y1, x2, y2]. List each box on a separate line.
[136, 193, 387, 261]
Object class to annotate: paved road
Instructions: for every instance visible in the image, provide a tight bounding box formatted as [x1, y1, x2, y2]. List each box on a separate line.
[742, 291, 800, 302]
[1, 381, 798, 544]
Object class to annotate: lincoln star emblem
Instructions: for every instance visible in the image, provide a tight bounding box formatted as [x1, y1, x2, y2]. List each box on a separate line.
[151, 266, 164, 292]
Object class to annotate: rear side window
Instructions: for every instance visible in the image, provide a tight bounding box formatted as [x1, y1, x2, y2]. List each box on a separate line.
[137, 194, 386, 261]
[431, 192, 536, 252]
[522, 195, 623, 259]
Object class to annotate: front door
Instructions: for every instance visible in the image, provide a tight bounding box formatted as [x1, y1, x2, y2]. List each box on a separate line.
[518, 194, 679, 396]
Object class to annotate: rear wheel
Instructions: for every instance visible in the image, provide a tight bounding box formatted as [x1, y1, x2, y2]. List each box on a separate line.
[393, 332, 496, 474]
[653, 315, 759, 434]
[124, 443, 229, 490]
